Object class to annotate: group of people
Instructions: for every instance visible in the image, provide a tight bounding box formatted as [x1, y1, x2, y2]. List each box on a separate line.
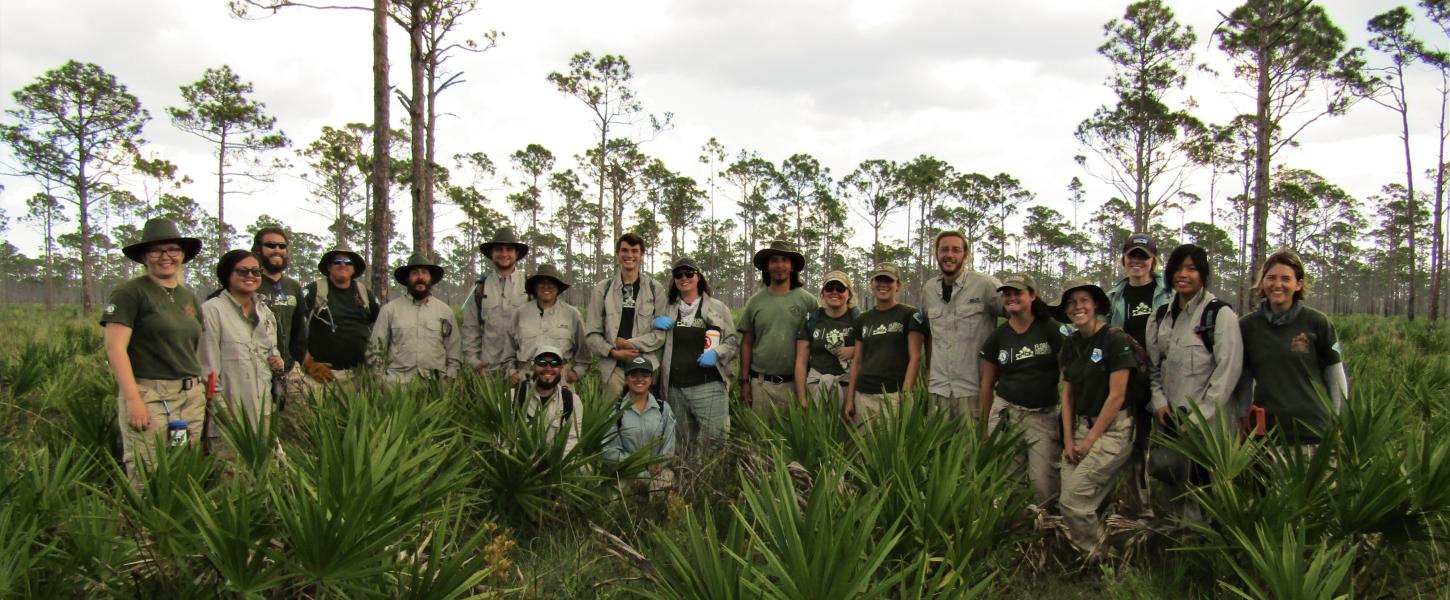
[103, 218, 1346, 556]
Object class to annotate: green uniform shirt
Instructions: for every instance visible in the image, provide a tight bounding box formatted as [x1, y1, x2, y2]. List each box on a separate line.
[1240, 304, 1342, 443]
[738, 287, 818, 376]
[797, 308, 856, 376]
[1059, 326, 1136, 418]
[303, 280, 381, 370]
[849, 303, 926, 395]
[259, 274, 308, 369]
[100, 276, 203, 380]
[980, 318, 1064, 409]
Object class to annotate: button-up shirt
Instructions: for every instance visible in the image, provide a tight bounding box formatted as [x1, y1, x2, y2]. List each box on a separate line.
[920, 271, 1003, 398]
[199, 291, 279, 424]
[603, 394, 676, 476]
[462, 269, 528, 370]
[508, 299, 589, 380]
[370, 295, 462, 382]
[517, 381, 583, 455]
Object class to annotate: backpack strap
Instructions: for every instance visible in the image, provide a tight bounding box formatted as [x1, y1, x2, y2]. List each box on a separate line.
[1196, 299, 1229, 354]
[560, 387, 575, 422]
[1152, 303, 1170, 328]
[472, 276, 487, 323]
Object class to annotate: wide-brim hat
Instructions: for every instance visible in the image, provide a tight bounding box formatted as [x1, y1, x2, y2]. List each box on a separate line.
[122, 218, 202, 264]
[525, 264, 571, 295]
[394, 252, 446, 287]
[752, 240, 805, 272]
[318, 249, 367, 277]
[479, 227, 529, 259]
[1051, 278, 1111, 323]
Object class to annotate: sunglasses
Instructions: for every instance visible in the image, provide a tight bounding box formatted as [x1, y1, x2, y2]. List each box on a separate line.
[262, 242, 288, 250]
[673, 270, 698, 280]
[822, 283, 847, 293]
[534, 357, 563, 367]
[332, 258, 353, 265]
[234, 267, 265, 278]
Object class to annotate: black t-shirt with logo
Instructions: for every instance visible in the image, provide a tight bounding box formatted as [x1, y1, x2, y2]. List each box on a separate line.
[979, 318, 1065, 409]
[849, 304, 926, 394]
[616, 280, 640, 340]
[1122, 281, 1158, 347]
[1059, 326, 1137, 418]
[796, 308, 856, 376]
[668, 301, 721, 388]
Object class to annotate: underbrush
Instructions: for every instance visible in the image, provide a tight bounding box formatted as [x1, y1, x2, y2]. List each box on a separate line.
[0, 306, 1446, 598]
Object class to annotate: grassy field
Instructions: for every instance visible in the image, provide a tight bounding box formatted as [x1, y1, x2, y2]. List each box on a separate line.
[2, 305, 1448, 598]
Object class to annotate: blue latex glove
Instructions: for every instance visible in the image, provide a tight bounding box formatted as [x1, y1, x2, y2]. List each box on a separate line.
[653, 315, 675, 330]
[697, 348, 718, 368]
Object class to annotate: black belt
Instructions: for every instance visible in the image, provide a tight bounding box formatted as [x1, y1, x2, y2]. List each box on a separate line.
[751, 371, 793, 384]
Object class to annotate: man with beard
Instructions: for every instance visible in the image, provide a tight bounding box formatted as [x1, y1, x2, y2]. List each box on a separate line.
[586, 232, 667, 401]
[737, 240, 818, 412]
[369, 253, 461, 383]
[511, 345, 583, 454]
[302, 248, 381, 384]
[463, 228, 531, 375]
[252, 227, 309, 404]
[920, 230, 1002, 421]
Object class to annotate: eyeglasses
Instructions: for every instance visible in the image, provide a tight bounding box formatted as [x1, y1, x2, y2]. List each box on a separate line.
[822, 283, 847, 293]
[332, 258, 353, 265]
[234, 268, 264, 278]
[673, 270, 698, 280]
[262, 242, 288, 250]
[145, 247, 185, 259]
[534, 357, 563, 367]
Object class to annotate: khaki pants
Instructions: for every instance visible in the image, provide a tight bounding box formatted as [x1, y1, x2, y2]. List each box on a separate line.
[806, 369, 846, 406]
[851, 391, 897, 425]
[930, 393, 980, 422]
[118, 378, 208, 486]
[749, 378, 795, 415]
[285, 366, 355, 401]
[601, 368, 628, 404]
[988, 397, 1061, 507]
[1059, 413, 1134, 554]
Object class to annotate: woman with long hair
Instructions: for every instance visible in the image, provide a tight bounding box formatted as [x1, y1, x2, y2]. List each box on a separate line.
[199, 249, 284, 458]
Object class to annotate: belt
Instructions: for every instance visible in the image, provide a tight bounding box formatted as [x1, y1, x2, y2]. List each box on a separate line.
[137, 376, 200, 392]
[751, 371, 793, 384]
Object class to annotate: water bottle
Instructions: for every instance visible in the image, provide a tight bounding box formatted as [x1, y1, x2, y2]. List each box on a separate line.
[167, 419, 189, 447]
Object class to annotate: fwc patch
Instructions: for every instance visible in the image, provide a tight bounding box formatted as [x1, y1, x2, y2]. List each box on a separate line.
[1090, 348, 1103, 363]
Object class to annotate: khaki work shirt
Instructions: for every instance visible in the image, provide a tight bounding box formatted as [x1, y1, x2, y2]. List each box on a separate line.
[199, 291, 280, 423]
[371, 295, 463, 382]
[462, 269, 528, 370]
[509, 300, 590, 379]
[920, 272, 1003, 398]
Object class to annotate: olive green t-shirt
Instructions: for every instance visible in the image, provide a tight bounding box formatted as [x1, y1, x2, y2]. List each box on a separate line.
[738, 287, 818, 376]
[796, 308, 856, 376]
[1240, 304, 1342, 443]
[1059, 326, 1136, 418]
[849, 303, 926, 395]
[980, 319, 1064, 409]
[100, 276, 203, 380]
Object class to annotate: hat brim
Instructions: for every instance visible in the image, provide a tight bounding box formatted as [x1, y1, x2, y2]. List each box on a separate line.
[1051, 285, 1110, 323]
[525, 274, 570, 295]
[1122, 244, 1156, 256]
[479, 242, 529, 260]
[752, 249, 805, 272]
[318, 251, 367, 277]
[623, 365, 655, 376]
[394, 264, 446, 287]
[122, 237, 202, 264]
[997, 283, 1033, 293]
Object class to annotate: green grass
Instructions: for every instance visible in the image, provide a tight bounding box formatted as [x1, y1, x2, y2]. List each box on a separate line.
[0, 304, 1447, 598]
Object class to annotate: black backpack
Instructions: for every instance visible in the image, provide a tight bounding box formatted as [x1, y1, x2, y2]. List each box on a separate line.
[1152, 298, 1230, 353]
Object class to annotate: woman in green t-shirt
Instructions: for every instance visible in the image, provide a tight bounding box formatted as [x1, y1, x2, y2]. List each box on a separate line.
[978, 273, 1063, 507]
[1052, 279, 1138, 555]
[100, 219, 207, 484]
[844, 263, 925, 425]
[1238, 249, 1347, 445]
[794, 270, 858, 404]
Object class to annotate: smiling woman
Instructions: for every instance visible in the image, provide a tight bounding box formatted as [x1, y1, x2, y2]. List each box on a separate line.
[198, 249, 283, 461]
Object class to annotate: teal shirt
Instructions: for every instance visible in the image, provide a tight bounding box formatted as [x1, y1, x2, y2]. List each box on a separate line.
[603, 394, 676, 476]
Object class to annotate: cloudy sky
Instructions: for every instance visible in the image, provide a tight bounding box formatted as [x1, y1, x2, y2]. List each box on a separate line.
[0, 0, 1441, 258]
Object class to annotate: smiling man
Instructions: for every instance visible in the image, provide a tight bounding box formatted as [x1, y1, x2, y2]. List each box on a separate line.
[920, 230, 1002, 421]
[585, 233, 667, 401]
[738, 240, 818, 412]
[370, 252, 461, 383]
[252, 227, 309, 404]
[302, 248, 381, 384]
[463, 227, 531, 375]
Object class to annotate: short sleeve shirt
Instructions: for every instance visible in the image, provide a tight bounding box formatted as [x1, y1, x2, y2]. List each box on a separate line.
[616, 281, 641, 340]
[738, 287, 819, 376]
[1059, 326, 1136, 417]
[849, 303, 926, 394]
[979, 319, 1064, 409]
[796, 308, 856, 376]
[1122, 281, 1158, 347]
[1239, 305, 1342, 442]
[100, 277, 203, 380]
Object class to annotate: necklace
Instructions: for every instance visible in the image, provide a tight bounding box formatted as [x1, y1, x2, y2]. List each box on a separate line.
[161, 285, 176, 303]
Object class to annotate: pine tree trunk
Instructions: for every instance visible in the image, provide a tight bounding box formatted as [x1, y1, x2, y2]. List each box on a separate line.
[409, 1, 429, 257]
[370, 0, 391, 298]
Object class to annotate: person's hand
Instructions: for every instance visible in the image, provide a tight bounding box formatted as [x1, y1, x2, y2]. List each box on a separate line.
[614, 337, 633, 350]
[1063, 439, 1079, 464]
[652, 315, 675, 331]
[268, 355, 285, 372]
[610, 347, 640, 360]
[648, 463, 662, 476]
[304, 355, 335, 383]
[510, 371, 525, 385]
[834, 347, 852, 362]
[1073, 435, 1097, 461]
[697, 349, 718, 368]
[1155, 405, 1171, 427]
[125, 394, 149, 431]
[474, 361, 490, 372]
[741, 381, 753, 406]
[844, 397, 856, 420]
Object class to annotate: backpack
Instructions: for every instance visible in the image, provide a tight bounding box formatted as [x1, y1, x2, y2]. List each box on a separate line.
[471, 276, 489, 324]
[1152, 299, 1230, 353]
[308, 279, 373, 330]
[514, 380, 575, 424]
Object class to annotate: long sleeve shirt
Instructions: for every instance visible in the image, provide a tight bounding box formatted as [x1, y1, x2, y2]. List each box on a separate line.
[461, 269, 529, 370]
[508, 300, 590, 380]
[603, 394, 675, 477]
[370, 295, 463, 382]
[199, 291, 279, 425]
[919, 272, 1003, 398]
